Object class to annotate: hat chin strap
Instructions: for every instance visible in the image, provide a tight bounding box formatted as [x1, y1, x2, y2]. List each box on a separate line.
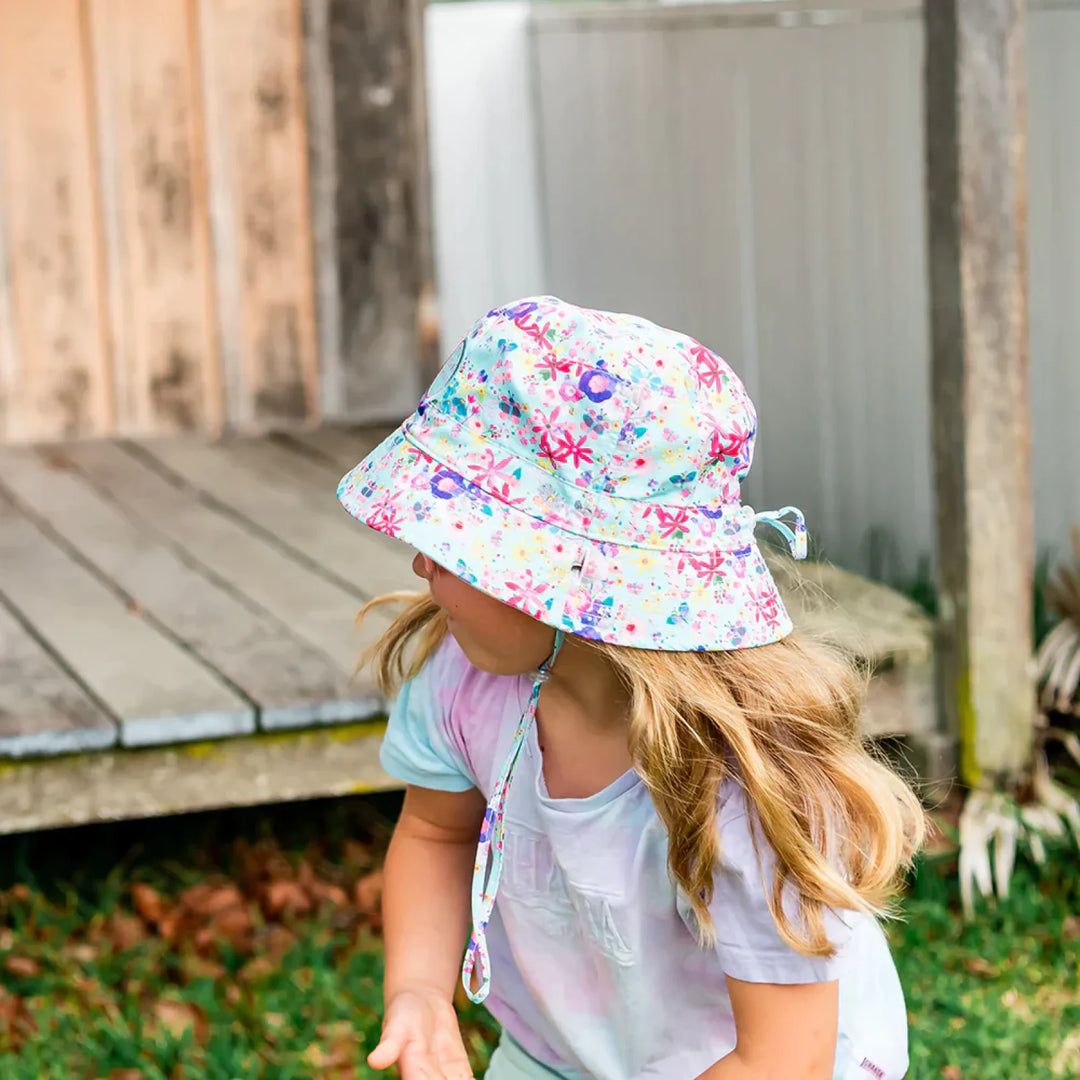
[461, 629, 565, 1004]
[754, 506, 808, 560]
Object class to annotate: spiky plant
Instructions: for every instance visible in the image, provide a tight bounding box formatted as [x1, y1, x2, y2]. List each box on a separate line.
[1037, 525, 1080, 718]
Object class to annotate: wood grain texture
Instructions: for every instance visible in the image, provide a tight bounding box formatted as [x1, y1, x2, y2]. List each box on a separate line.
[925, 0, 1035, 782]
[0, 721, 395, 835]
[132, 436, 417, 597]
[0, 599, 118, 758]
[301, 0, 424, 422]
[87, 0, 222, 436]
[198, 0, 319, 429]
[0, 0, 112, 442]
[284, 423, 397, 473]
[0, 486, 252, 746]
[0, 445, 377, 732]
[65, 438, 390, 685]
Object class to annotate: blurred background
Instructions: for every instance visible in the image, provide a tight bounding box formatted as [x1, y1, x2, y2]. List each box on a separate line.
[0, 0, 1078, 1077]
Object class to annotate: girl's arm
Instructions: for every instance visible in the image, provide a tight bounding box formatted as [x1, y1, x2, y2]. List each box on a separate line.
[696, 978, 839, 1080]
[368, 783, 486, 1079]
[382, 783, 486, 1000]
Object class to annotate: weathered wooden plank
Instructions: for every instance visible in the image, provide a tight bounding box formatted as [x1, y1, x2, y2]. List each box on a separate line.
[132, 437, 417, 597]
[301, 0, 425, 422]
[0, 445, 377, 732]
[87, 0, 223, 436]
[197, 0, 320, 429]
[0, 599, 118, 758]
[283, 423, 398, 474]
[0, 487, 252, 747]
[925, 0, 1034, 783]
[64, 439, 390, 682]
[0, 0, 113, 442]
[0, 721, 395, 835]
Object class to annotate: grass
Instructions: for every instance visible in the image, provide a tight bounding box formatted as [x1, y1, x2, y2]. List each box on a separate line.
[0, 795, 1077, 1079]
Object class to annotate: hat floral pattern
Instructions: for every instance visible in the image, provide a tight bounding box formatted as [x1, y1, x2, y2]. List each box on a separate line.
[338, 297, 805, 651]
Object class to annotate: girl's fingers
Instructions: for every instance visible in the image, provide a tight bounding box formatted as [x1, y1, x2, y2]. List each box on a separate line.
[368, 1023, 408, 1070]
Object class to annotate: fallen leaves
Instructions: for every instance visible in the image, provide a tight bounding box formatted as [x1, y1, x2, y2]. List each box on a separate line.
[2, 956, 40, 979]
[150, 996, 209, 1045]
[0, 830, 391, 1067]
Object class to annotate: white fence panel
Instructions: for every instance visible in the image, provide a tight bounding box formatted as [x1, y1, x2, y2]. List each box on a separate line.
[426, 0, 1080, 581]
[425, 2, 547, 348]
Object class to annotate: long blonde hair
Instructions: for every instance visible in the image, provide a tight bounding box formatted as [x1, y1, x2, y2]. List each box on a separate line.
[360, 591, 926, 958]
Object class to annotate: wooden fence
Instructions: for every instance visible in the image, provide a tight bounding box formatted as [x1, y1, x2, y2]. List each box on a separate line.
[0, 0, 427, 444]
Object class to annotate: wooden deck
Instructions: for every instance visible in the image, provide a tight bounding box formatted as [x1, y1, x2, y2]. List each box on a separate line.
[0, 426, 413, 832]
[0, 426, 946, 833]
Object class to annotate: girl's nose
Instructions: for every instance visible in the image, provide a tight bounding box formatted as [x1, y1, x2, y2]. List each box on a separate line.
[412, 551, 435, 581]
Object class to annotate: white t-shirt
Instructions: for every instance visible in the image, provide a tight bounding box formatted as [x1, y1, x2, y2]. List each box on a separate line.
[381, 637, 910, 1080]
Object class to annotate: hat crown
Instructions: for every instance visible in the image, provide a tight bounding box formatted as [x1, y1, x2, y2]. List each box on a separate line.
[418, 297, 757, 511]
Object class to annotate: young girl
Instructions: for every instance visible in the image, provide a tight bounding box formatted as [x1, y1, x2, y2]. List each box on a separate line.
[337, 297, 925, 1080]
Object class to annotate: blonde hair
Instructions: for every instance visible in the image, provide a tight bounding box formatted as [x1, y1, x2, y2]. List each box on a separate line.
[359, 591, 926, 958]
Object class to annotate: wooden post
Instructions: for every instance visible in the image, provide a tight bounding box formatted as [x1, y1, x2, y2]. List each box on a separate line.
[925, 0, 1035, 787]
[302, 0, 429, 425]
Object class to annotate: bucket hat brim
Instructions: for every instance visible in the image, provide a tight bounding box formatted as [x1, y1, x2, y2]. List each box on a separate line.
[337, 421, 794, 651]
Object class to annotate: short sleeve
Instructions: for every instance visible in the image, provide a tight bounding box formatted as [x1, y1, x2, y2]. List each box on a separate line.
[379, 637, 475, 793]
[684, 785, 859, 985]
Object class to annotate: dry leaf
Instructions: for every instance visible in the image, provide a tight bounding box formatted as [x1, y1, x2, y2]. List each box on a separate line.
[261, 924, 295, 959]
[157, 911, 183, 944]
[1063, 915, 1080, 941]
[237, 956, 276, 984]
[131, 884, 164, 924]
[8, 886, 30, 903]
[62, 942, 99, 964]
[941, 1067, 963, 1080]
[178, 952, 226, 983]
[196, 904, 254, 954]
[103, 1070, 144, 1080]
[963, 957, 997, 978]
[354, 869, 383, 915]
[342, 839, 373, 869]
[0, 929, 14, 951]
[263, 881, 312, 919]
[308, 879, 349, 909]
[107, 912, 148, 951]
[178, 883, 245, 918]
[3, 956, 40, 978]
[151, 998, 208, 1045]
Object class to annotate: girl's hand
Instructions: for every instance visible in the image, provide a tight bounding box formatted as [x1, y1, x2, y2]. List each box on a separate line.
[368, 986, 475, 1080]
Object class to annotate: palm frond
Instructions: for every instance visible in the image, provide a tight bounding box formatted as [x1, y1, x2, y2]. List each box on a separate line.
[1037, 526, 1080, 716]
[957, 753, 1080, 919]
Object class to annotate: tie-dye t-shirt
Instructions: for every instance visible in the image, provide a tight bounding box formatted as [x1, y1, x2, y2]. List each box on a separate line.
[381, 637, 910, 1080]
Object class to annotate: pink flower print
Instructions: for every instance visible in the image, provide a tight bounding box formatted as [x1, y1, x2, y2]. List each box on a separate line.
[530, 406, 562, 441]
[537, 352, 573, 381]
[690, 344, 726, 390]
[550, 430, 594, 468]
[558, 381, 584, 403]
[515, 313, 554, 348]
[405, 443, 434, 465]
[644, 505, 695, 540]
[367, 491, 404, 537]
[504, 570, 550, 618]
[754, 582, 783, 626]
[709, 423, 751, 462]
[687, 552, 727, 585]
[578, 370, 615, 403]
[467, 449, 516, 491]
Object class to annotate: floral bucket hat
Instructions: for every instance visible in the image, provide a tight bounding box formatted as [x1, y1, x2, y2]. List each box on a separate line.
[337, 296, 807, 652]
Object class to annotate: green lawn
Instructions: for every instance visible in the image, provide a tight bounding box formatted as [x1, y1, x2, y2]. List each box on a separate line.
[0, 795, 1077, 1079]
